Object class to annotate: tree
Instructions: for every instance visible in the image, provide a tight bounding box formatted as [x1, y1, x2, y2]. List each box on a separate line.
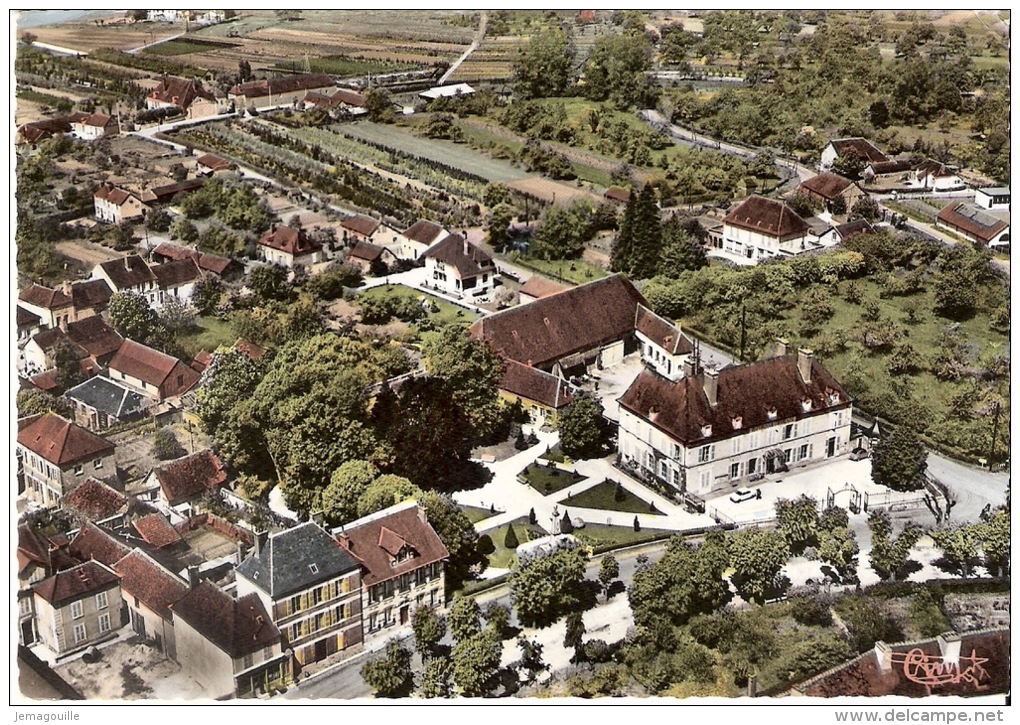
[412, 605, 447, 661]
[833, 148, 865, 180]
[728, 527, 791, 604]
[487, 203, 514, 250]
[170, 217, 199, 243]
[581, 31, 656, 108]
[559, 509, 574, 534]
[931, 250, 982, 320]
[503, 523, 520, 550]
[365, 88, 394, 123]
[510, 546, 587, 628]
[818, 526, 859, 583]
[420, 657, 453, 698]
[485, 602, 511, 640]
[564, 611, 586, 663]
[16, 389, 71, 419]
[868, 510, 922, 581]
[421, 492, 483, 592]
[322, 460, 377, 525]
[107, 292, 159, 342]
[448, 596, 481, 644]
[151, 428, 186, 460]
[52, 340, 85, 392]
[929, 524, 982, 578]
[158, 296, 198, 336]
[611, 185, 661, 279]
[598, 554, 620, 596]
[356, 474, 423, 518]
[558, 392, 608, 460]
[658, 217, 706, 278]
[629, 533, 730, 630]
[981, 508, 1009, 578]
[513, 27, 573, 99]
[871, 425, 927, 492]
[515, 637, 547, 683]
[532, 199, 594, 260]
[360, 641, 414, 698]
[774, 495, 820, 554]
[452, 630, 502, 697]
[191, 276, 224, 316]
[247, 264, 292, 303]
[849, 196, 880, 222]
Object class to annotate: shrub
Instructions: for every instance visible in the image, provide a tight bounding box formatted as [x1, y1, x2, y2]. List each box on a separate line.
[584, 639, 615, 663]
[788, 596, 833, 627]
[151, 428, 186, 461]
[477, 534, 495, 556]
[504, 524, 520, 550]
[560, 510, 574, 534]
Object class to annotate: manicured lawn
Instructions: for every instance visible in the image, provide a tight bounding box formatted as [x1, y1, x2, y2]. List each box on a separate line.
[570, 523, 676, 549]
[479, 517, 548, 570]
[538, 443, 568, 464]
[560, 480, 664, 516]
[177, 315, 237, 359]
[519, 462, 586, 496]
[356, 284, 478, 327]
[460, 504, 496, 525]
[506, 255, 608, 286]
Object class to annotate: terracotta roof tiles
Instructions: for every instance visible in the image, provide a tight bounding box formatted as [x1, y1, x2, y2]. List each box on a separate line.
[97, 255, 157, 289]
[723, 195, 810, 240]
[799, 173, 855, 201]
[113, 549, 189, 620]
[338, 502, 449, 588]
[153, 450, 228, 506]
[19, 284, 73, 310]
[61, 478, 127, 522]
[341, 214, 381, 237]
[170, 583, 281, 658]
[829, 138, 889, 165]
[133, 512, 183, 549]
[32, 561, 120, 606]
[499, 360, 574, 410]
[257, 226, 322, 257]
[69, 523, 133, 568]
[17, 414, 115, 466]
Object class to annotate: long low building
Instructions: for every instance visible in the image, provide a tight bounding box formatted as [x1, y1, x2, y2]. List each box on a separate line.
[936, 201, 1009, 249]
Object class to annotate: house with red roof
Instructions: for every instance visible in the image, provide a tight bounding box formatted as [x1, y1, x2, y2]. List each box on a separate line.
[394, 219, 450, 261]
[340, 214, 382, 245]
[228, 73, 335, 110]
[908, 160, 966, 192]
[171, 582, 289, 699]
[797, 172, 866, 215]
[195, 153, 233, 175]
[517, 275, 567, 304]
[18, 284, 75, 330]
[819, 137, 889, 174]
[146, 76, 220, 119]
[421, 233, 497, 300]
[496, 359, 576, 427]
[17, 413, 117, 507]
[113, 549, 190, 660]
[143, 449, 228, 521]
[93, 182, 149, 225]
[256, 225, 323, 268]
[107, 339, 201, 401]
[936, 202, 1010, 250]
[133, 512, 184, 550]
[18, 524, 79, 645]
[150, 242, 241, 280]
[617, 342, 853, 496]
[16, 117, 72, 147]
[303, 88, 367, 116]
[60, 477, 129, 528]
[721, 195, 812, 264]
[336, 500, 449, 639]
[345, 240, 396, 275]
[32, 561, 123, 657]
[68, 111, 119, 141]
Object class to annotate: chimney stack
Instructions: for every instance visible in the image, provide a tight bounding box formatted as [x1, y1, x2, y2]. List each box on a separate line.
[463, 237, 470, 257]
[747, 673, 758, 698]
[798, 348, 814, 384]
[254, 530, 268, 556]
[417, 504, 427, 524]
[703, 366, 719, 407]
[682, 357, 694, 378]
[187, 565, 199, 588]
[937, 632, 962, 668]
[775, 337, 789, 358]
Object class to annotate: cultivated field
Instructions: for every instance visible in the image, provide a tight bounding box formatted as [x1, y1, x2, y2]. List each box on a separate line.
[26, 21, 181, 54]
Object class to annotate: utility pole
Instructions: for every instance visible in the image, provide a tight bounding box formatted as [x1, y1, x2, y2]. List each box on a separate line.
[739, 303, 746, 363]
[988, 400, 1001, 469]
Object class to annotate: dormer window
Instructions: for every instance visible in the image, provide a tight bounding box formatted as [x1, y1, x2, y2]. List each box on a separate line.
[801, 399, 813, 412]
[767, 407, 778, 421]
[308, 563, 319, 575]
[828, 392, 841, 406]
[731, 416, 743, 430]
[701, 424, 712, 438]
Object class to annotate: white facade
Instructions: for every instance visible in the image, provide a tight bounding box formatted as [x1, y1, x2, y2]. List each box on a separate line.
[93, 193, 147, 225]
[908, 169, 965, 192]
[721, 222, 809, 264]
[975, 188, 1010, 210]
[424, 257, 495, 299]
[636, 332, 690, 381]
[618, 405, 853, 496]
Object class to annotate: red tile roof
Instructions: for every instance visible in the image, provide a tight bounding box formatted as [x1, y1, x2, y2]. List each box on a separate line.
[69, 523, 133, 568]
[867, 159, 914, 176]
[17, 117, 72, 144]
[723, 195, 810, 240]
[402, 220, 447, 245]
[829, 138, 889, 164]
[423, 234, 494, 278]
[341, 214, 381, 237]
[499, 360, 574, 410]
[154, 450, 228, 506]
[18, 524, 77, 577]
[195, 153, 232, 172]
[97, 255, 158, 290]
[61, 478, 127, 522]
[66, 316, 124, 361]
[133, 512, 183, 549]
[94, 183, 137, 207]
[143, 177, 206, 203]
[618, 355, 851, 447]
[604, 186, 631, 203]
[833, 220, 875, 242]
[29, 326, 83, 357]
[18, 305, 42, 328]
[17, 413, 115, 466]
[518, 276, 567, 300]
[148, 77, 215, 109]
[151, 243, 234, 276]
[348, 240, 388, 263]
[229, 73, 334, 100]
[470, 274, 647, 369]
[33, 561, 120, 606]
[109, 339, 199, 392]
[70, 279, 114, 311]
[69, 111, 115, 128]
[338, 502, 449, 587]
[19, 284, 73, 310]
[257, 226, 322, 256]
[170, 583, 281, 658]
[937, 202, 1008, 244]
[113, 549, 189, 620]
[152, 258, 201, 289]
[635, 305, 692, 356]
[799, 172, 855, 201]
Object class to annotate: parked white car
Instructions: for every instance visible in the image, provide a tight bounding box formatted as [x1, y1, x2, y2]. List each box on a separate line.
[729, 488, 757, 504]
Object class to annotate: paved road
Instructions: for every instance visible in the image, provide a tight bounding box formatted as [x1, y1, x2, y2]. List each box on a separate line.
[125, 31, 185, 55]
[926, 452, 1009, 524]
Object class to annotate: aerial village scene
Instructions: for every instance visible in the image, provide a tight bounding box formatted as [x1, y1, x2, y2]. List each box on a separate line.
[12, 9, 1010, 703]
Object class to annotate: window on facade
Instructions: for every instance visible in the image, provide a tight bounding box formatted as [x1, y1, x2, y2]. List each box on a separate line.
[784, 449, 792, 463]
[95, 591, 108, 610]
[19, 597, 32, 618]
[747, 458, 757, 475]
[73, 623, 87, 644]
[659, 460, 668, 479]
[70, 600, 83, 619]
[263, 646, 273, 662]
[74, 464, 84, 476]
[671, 443, 681, 459]
[243, 653, 254, 670]
[645, 451, 654, 470]
[732, 437, 741, 455]
[93, 458, 103, 470]
[698, 445, 713, 463]
[730, 462, 740, 479]
[799, 444, 809, 461]
[783, 423, 796, 440]
[98, 613, 111, 633]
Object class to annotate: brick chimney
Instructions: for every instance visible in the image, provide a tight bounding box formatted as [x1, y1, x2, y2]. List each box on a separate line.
[798, 348, 814, 384]
[187, 565, 199, 588]
[703, 366, 719, 407]
[463, 237, 470, 257]
[417, 504, 428, 525]
[775, 337, 789, 358]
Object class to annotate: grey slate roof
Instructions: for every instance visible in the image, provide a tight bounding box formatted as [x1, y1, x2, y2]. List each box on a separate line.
[65, 376, 147, 419]
[235, 521, 359, 599]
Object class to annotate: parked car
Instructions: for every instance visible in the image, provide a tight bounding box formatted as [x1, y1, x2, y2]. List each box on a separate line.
[729, 488, 757, 504]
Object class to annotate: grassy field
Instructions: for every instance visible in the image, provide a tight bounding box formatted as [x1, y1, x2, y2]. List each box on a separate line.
[571, 523, 676, 549]
[519, 462, 586, 495]
[143, 37, 241, 56]
[505, 254, 608, 285]
[269, 56, 416, 76]
[480, 517, 548, 569]
[177, 315, 237, 359]
[461, 504, 496, 524]
[560, 480, 664, 516]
